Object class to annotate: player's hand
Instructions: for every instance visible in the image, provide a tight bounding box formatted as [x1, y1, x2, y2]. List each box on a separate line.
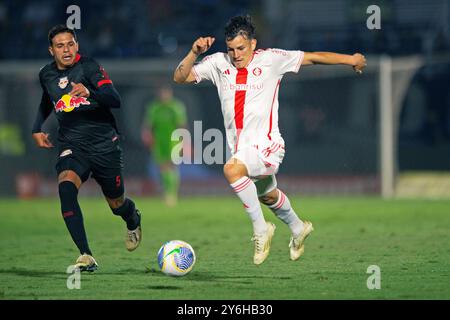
[192, 37, 215, 55]
[32, 132, 53, 148]
[352, 53, 367, 74]
[70, 82, 90, 98]
[141, 128, 153, 147]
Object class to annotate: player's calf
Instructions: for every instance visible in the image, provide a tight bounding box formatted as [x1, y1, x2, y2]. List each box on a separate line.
[59, 181, 93, 256]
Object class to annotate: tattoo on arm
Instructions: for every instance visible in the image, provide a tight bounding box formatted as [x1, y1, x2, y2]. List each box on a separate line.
[177, 63, 184, 73]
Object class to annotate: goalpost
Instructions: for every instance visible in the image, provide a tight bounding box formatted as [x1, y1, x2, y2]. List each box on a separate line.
[380, 54, 450, 198]
[379, 55, 395, 198]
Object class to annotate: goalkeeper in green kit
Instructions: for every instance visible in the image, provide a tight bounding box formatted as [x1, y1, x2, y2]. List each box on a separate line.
[141, 85, 187, 206]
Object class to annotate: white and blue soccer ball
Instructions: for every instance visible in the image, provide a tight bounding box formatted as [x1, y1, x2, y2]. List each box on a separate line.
[157, 240, 196, 276]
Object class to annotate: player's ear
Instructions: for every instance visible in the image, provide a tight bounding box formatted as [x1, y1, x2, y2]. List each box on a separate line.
[251, 39, 257, 51]
[48, 46, 54, 57]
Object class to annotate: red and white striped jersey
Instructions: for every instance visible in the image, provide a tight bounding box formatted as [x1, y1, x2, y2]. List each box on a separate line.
[192, 48, 304, 154]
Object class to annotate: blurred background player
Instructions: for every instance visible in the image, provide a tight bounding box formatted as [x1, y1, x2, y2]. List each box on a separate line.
[141, 84, 187, 206]
[174, 15, 366, 265]
[32, 25, 142, 272]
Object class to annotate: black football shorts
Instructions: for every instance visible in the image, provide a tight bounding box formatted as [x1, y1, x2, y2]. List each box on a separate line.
[55, 141, 124, 199]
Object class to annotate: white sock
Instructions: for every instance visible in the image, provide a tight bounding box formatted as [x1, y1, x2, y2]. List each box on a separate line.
[231, 177, 267, 235]
[268, 190, 304, 237]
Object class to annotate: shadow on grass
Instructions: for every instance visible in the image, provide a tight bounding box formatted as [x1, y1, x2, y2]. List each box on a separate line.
[144, 285, 182, 290]
[0, 267, 145, 278]
[0, 267, 293, 287]
[145, 267, 292, 284]
[0, 268, 64, 278]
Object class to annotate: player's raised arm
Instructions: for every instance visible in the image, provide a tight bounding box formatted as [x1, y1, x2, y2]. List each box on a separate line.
[302, 52, 367, 74]
[173, 36, 215, 84]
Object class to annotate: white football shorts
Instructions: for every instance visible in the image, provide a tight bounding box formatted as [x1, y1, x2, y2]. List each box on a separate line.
[233, 140, 285, 196]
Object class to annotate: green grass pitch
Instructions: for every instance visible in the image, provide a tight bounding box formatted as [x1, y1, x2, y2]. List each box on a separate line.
[0, 196, 449, 300]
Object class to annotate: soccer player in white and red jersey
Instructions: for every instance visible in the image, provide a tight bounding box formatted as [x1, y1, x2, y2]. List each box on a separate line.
[174, 15, 367, 265]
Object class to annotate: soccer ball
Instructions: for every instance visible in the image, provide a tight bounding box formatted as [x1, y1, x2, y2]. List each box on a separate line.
[157, 240, 196, 276]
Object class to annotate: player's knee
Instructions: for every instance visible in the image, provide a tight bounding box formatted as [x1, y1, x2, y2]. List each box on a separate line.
[223, 163, 245, 182]
[58, 170, 82, 188]
[100, 175, 125, 204]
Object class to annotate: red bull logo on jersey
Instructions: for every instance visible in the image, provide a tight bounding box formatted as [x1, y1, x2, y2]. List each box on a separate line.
[54, 94, 90, 113]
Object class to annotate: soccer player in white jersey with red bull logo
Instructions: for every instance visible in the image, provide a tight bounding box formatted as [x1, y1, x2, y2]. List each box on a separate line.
[174, 15, 367, 265]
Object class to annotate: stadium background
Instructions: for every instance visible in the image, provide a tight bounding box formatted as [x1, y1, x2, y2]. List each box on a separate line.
[0, 0, 449, 198]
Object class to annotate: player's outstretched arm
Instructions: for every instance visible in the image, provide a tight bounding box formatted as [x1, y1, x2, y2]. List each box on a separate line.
[173, 37, 215, 84]
[302, 52, 367, 74]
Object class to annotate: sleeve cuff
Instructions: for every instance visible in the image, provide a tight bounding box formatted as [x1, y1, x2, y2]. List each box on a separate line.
[294, 51, 305, 73]
[192, 65, 201, 84]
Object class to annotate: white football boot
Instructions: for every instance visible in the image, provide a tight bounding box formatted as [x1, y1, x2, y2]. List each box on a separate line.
[251, 222, 276, 265]
[289, 221, 314, 261]
[125, 210, 142, 251]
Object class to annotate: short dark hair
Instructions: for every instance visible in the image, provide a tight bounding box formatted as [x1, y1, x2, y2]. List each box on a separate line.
[224, 15, 256, 41]
[48, 25, 77, 46]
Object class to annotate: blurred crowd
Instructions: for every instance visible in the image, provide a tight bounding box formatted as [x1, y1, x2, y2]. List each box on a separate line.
[0, 0, 449, 59]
